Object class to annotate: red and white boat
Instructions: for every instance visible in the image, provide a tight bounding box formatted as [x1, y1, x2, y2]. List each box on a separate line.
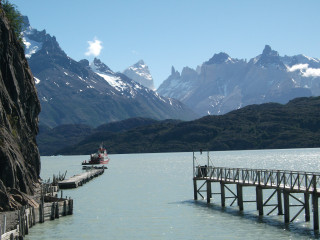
[82, 144, 110, 165]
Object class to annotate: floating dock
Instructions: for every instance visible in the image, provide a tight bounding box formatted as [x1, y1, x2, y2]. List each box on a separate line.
[58, 168, 104, 189]
[193, 151, 320, 231]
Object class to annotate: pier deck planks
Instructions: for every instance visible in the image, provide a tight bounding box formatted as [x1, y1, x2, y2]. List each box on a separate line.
[58, 169, 104, 189]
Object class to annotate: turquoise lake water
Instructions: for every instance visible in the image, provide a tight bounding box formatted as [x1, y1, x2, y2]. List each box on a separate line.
[25, 148, 320, 239]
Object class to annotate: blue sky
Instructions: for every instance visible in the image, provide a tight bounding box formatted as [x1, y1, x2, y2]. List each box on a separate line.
[10, 0, 320, 88]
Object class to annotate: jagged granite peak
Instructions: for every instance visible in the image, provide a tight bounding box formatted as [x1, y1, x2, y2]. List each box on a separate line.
[171, 66, 181, 78]
[181, 67, 198, 80]
[0, 10, 41, 210]
[21, 15, 54, 58]
[205, 52, 238, 65]
[157, 65, 196, 100]
[123, 60, 155, 90]
[253, 45, 286, 70]
[91, 58, 113, 74]
[158, 44, 318, 117]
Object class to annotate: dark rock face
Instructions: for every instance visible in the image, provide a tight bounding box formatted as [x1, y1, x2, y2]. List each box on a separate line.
[0, 11, 41, 210]
[255, 45, 286, 70]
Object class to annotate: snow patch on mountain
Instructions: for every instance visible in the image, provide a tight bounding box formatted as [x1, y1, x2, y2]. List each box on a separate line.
[23, 35, 42, 58]
[96, 73, 127, 91]
[34, 77, 40, 84]
[21, 17, 43, 58]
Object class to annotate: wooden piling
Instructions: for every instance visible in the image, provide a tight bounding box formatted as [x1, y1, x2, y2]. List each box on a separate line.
[312, 175, 319, 230]
[50, 203, 55, 220]
[55, 203, 59, 219]
[256, 187, 263, 215]
[68, 199, 73, 215]
[39, 201, 44, 223]
[193, 179, 198, 200]
[277, 189, 283, 215]
[25, 213, 29, 235]
[304, 193, 310, 222]
[313, 194, 319, 230]
[283, 190, 290, 223]
[220, 182, 225, 207]
[206, 181, 211, 203]
[63, 200, 67, 216]
[3, 214, 6, 236]
[237, 184, 243, 211]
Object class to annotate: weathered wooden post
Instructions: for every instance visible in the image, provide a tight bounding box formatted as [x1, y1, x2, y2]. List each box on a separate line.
[68, 198, 74, 215]
[276, 171, 283, 215]
[277, 189, 283, 215]
[312, 175, 319, 230]
[63, 200, 67, 216]
[50, 202, 55, 220]
[32, 207, 35, 226]
[206, 180, 211, 203]
[193, 179, 198, 200]
[55, 202, 60, 219]
[304, 193, 310, 222]
[25, 212, 29, 235]
[237, 184, 243, 211]
[256, 186, 263, 215]
[283, 190, 290, 223]
[220, 182, 225, 207]
[20, 207, 25, 237]
[3, 214, 6, 235]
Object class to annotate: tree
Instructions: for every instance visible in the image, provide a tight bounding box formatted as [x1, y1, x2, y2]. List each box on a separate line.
[0, 0, 23, 43]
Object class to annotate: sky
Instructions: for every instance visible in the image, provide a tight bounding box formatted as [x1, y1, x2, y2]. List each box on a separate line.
[10, 0, 320, 88]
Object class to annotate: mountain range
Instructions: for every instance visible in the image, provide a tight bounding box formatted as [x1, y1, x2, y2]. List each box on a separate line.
[21, 16, 197, 127]
[157, 45, 320, 116]
[39, 96, 320, 155]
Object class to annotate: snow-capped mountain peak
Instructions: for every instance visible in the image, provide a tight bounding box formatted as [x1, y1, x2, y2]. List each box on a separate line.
[22, 16, 43, 58]
[123, 60, 155, 90]
[89, 58, 130, 92]
[252, 45, 286, 70]
[205, 52, 238, 65]
[90, 58, 114, 75]
[158, 44, 318, 117]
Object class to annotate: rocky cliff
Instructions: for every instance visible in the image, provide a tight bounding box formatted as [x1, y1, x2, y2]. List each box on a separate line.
[0, 9, 41, 211]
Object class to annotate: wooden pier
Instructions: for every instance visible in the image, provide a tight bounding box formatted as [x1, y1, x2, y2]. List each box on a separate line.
[193, 151, 320, 231]
[0, 184, 73, 240]
[58, 168, 104, 189]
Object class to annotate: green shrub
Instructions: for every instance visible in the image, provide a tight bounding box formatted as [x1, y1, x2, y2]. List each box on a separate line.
[1, 0, 23, 43]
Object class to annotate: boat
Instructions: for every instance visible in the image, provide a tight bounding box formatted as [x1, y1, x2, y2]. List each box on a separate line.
[82, 144, 110, 165]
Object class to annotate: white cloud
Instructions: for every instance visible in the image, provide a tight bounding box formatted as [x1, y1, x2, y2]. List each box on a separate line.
[85, 38, 103, 57]
[287, 64, 308, 72]
[303, 68, 320, 77]
[287, 64, 320, 77]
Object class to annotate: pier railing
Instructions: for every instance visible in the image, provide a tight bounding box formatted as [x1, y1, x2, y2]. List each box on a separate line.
[194, 166, 320, 193]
